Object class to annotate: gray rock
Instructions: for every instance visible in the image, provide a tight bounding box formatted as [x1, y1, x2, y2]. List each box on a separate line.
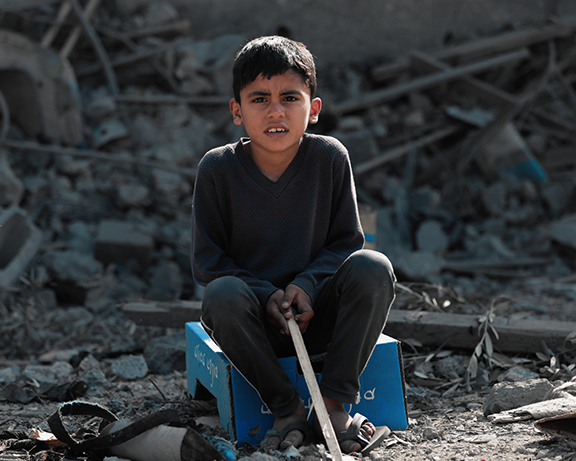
[541, 182, 572, 218]
[498, 366, 540, 382]
[145, 260, 183, 301]
[483, 378, 554, 416]
[22, 361, 74, 394]
[117, 184, 151, 208]
[0, 367, 17, 384]
[79, 354, 102, 374]
[110, 355, 148, 380]
[416, 220, 450, 254]
[387, 249, 444, 282]
[435, 355, 468, 378]
[481, 182, 507, 216]
[144, 334, 186, 375]
[82, 368, 111, 390]
[546, 214, 576, 251]
[41, 250, 104, 283]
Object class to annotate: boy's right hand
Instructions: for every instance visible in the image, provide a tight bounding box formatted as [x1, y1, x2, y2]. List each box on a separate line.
[266, 286, 313, 335]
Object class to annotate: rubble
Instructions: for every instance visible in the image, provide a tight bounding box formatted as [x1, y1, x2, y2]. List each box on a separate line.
[0, 2, 575, 460]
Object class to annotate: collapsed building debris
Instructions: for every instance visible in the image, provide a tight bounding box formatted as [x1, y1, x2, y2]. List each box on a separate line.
[0, 2, 576, 459]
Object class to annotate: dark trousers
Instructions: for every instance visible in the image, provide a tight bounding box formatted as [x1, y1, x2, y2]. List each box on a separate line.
[201, 249, 396, 417]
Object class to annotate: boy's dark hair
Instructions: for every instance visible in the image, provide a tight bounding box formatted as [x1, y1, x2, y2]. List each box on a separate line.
[232, 36, 317, 102]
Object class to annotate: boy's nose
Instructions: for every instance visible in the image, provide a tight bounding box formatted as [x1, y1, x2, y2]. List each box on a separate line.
[268, 101, 285, 118]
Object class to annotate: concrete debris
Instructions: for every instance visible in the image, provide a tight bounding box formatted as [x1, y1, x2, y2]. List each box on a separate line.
[0, 207, 43, 298]
[0, 149, 24, 208]
[95, 220, 154, 266]
[489, 397, 576, 424]
[144, 333, 186, 374]
[545, 214, 576, 251]
[483, 379, 554, 416]
[0, 29, 83, 146]
[110, 354, 149, 380]
[0, 5, 575, 460]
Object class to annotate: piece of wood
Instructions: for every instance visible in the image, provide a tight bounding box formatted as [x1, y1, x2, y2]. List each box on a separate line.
[121, 300, 202, 327]
[384, 310, 576, 354]
[123, 20, 191, 39]
[115, 94, 230, 106]
[120, 300, 576, 355]
[75, 37, 195, 77]
[41, 0, 73, 49]
[442, 257, 553, 277]
[372, 16, 576, 81]
[69, 0, 119, 95]
[60, 0, 101, 59]
[1, 139, 197, 178]
[1, 0, 59, 11]
[353, 125, 461, 175]
[287, 317, 343, 461]
[335, 48, 530, 114]
[410, 50, 575, 132]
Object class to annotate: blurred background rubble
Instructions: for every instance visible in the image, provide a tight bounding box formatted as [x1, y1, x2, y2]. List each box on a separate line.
[0, 0, 575, 364]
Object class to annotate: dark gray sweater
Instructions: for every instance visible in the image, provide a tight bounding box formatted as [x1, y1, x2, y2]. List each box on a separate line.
[191, 133, 364, 307]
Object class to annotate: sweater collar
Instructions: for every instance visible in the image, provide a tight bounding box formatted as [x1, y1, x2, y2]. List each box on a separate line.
[236, 134, 310, 198]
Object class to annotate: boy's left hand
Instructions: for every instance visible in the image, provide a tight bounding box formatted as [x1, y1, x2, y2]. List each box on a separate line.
[281, 284, 314, 334]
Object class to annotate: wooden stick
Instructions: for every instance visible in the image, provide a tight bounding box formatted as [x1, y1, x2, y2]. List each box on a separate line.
[335, 48, 530, 114]
[60, 0, 102, 59]
[353, 125, 461, 175]
[287, 317, 343, 461]
[372, 16, 576, 81]
[0, 139, 196, 178]
[69, 0, 119, 95]
[41, 0, 73, 49]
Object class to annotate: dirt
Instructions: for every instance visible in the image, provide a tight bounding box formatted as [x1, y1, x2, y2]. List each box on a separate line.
[1, 289, 575, 461]
[0, 370, 573, 461]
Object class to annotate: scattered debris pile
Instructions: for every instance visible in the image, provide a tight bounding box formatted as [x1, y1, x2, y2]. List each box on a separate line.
[0, 1, 576, 460]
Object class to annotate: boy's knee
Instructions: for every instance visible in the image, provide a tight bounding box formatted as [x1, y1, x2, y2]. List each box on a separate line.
[348, 249, 395, 286]
[202, 276, 259, 320]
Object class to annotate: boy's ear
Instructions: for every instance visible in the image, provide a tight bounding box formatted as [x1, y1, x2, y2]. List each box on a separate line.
[309, 97, 322, 124]
[230, 98, 243, 126]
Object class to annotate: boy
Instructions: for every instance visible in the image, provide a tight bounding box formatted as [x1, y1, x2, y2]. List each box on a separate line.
[191, 35, 396, 454]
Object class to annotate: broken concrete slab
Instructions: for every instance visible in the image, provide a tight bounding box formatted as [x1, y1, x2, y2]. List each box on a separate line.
[483, 378, 554, 416]
[94, 220, 154, 266]
[0, 29, 84, 146]
[0, 207, 43, 297]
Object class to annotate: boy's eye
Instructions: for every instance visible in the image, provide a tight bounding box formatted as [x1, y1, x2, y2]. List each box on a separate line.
[284, 96, 298, 102]
[253, 97, 267, 103]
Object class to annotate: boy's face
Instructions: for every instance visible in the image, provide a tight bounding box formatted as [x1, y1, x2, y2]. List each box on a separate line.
[229, 70, 321, 161]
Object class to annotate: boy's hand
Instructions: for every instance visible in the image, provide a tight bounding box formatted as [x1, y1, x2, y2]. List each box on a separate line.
[281, 284, 314, 334]
[265, 285, 313, 335]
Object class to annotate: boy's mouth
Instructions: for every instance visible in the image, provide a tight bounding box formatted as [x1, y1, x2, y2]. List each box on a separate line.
[267, 127, 286, 133]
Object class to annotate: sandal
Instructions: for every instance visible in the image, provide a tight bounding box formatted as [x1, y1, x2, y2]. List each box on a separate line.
[335, 413, 390, 455]
[262, 420, 310, 448]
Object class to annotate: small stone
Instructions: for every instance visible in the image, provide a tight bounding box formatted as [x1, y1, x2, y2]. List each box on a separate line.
[110, 355, 148, 380]
[423, 427, 439, 439]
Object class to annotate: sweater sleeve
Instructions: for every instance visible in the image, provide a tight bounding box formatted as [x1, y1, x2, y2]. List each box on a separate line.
[291, 145, 364, 303]
[191, 156, 279, 306]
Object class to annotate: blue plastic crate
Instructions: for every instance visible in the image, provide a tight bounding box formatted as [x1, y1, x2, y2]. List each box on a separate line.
[186, 322, 407, 446]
